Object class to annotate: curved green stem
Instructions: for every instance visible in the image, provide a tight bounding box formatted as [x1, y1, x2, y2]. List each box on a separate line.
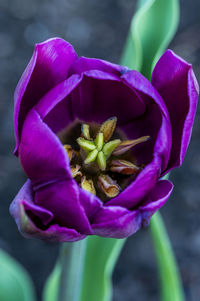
[150, 213, 185, 301]
[80, 237, 125, 301]
[58, 239, 86, 301]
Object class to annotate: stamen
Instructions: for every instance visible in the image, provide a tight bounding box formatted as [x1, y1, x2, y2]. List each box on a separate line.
[113, 136, 150, 156]
[97, 151, 106, 171]
[63, 144, 74, 161]
[81, 176, 96, 195]
[81, 124, 91, 140]
[98, 174, 120, 198]
[99, 117, 117, 142]
[77, 137, 96, 152]
[94, 132, 104, 151]
[84, 149, 98, 164]
[71, 165, 82, 178]
[63, 117, 150, 200]
[110, 159, 141, 175]
[103, 139, 121, 158]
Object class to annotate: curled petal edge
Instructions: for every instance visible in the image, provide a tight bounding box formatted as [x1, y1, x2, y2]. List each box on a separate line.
[10, 180, 86, 242]
[152, 49, 199, 173]
[14, 38, 78, 155]
[92, 179, 173, 239]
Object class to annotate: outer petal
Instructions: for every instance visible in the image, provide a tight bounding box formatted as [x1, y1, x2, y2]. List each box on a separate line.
[121, 70, 172, 171]
[92, 206, 141, 238]
[19, 109, 72, 187]
[10, 180, 85, 242]
[106, 155, 162, 208]
[152, 50, 199, 172]
[92, 179, 173, 238]
[14, 38, 78, 154]
[69, 56, 128, 77]
[106, 70, 172, 209]
[78, 188, 102, 220]
[35, 180, 93, 235]
[139, 179, 173, 226]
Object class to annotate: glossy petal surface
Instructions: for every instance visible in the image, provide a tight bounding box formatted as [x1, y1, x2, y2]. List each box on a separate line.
[152, 50, 199, 172]
[10, 180, 85, 242]
[10, 40, 199, 242]
[14, 38, 78, 154]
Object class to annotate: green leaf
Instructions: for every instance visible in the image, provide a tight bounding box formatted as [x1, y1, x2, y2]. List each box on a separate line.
[80, 237, 125, 301]
[0, 248, 36, 301]
[43, 264, 60, 301]
[150, 213, 185, 301]
[43, 237, 125, 301]
[121, 0, 179, 78]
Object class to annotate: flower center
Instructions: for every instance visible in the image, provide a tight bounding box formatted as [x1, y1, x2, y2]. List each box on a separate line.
[62, 117, 150, 201]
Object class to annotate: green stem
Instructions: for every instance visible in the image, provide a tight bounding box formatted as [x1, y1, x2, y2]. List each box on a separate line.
[58, 239, 86, 301]
[150, 212, 185, 301]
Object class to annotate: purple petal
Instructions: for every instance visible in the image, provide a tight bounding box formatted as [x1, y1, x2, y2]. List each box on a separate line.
[106, 155, 162, 208]
[92, 179, 173, 238]
[19, 109, 72, 187]
[36, 224, 86, 242]
[151, 50, 199, 172]
[35, 180, 93, 235]
[139, 179, 173, 226]
[22, 201, 53, 226]
[69, 56, 127, 77]
[92, 205, 141, 238]
[10, 180, 84, 242]
[79, 188, 102, 220]
[39, 70, 146, 134]
[121, 70, 172, 171]
[36, 74, 82, 133]
[14, 38, 78, 154]
[72, 71, 145, 124]
[106, 71, 173, 209]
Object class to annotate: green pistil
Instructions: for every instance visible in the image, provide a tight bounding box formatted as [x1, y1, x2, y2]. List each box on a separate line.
[97, 151, 106, 171]
[77, 137, 96, 152]
[77, 122, 121, 170]
[95, 132, 104, 151]
[85, 149, 98, 164]
[103, 139, 121, 158]
[64, 116, 150, 199]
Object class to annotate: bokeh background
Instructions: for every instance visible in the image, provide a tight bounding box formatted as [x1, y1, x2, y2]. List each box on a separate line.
[0, 0, 200, 300]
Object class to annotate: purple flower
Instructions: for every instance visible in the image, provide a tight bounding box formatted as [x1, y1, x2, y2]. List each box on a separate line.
[10, 38, 199, 242]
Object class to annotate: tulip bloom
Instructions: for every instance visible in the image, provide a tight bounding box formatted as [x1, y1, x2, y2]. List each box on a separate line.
[10, 38, 199, 242]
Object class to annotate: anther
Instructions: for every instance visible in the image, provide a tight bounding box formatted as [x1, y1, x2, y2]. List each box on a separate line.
[81, 176, 96, 195]
[98, 174, 120, 198]
[110, 159, 141, 175]
[63, 144, 74, 161]
[99, 117, 117, 142]
[81, 124, 91, 140]
[113, 136, 150, 156]
[71, 165, 82, 178]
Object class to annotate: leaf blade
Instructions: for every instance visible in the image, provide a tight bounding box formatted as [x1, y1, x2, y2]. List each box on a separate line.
[0, 248, 36, 301]
[121, 0, 179, 79]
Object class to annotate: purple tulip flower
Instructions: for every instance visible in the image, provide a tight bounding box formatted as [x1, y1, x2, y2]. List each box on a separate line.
[10, 38, 199, 242]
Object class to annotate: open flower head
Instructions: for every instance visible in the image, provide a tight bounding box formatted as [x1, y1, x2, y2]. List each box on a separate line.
[10, 38, 199, 242]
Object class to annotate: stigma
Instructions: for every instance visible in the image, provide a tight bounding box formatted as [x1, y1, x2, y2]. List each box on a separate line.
[63, 117, 150, 201]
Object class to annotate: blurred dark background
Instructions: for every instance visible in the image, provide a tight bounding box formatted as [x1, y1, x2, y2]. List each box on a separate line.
[0, 0, 200, 300]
